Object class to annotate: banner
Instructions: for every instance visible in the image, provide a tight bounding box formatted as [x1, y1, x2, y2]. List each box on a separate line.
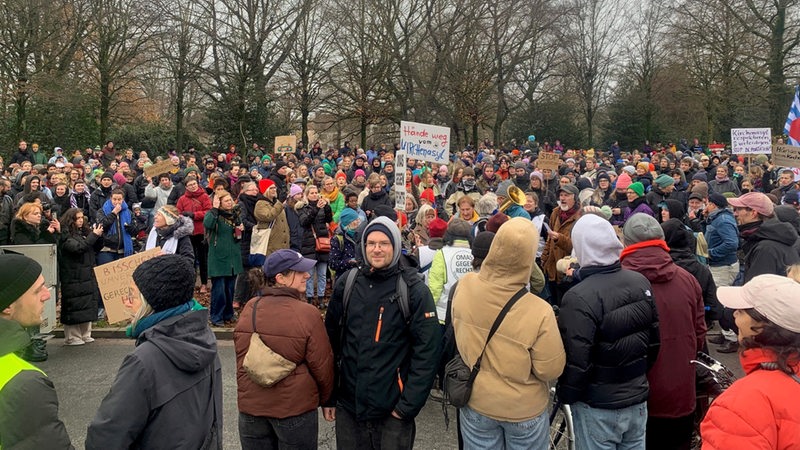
[537, 152, 561, 171]
[772, 144, 800, 168]
[399, 121, 450, 164]
[731, 128, 772, 154]
[274, 135, 297, 153]
[144, 159, 176, 178]
[94, 248, 162, 324]
[394, 151, 407, 210]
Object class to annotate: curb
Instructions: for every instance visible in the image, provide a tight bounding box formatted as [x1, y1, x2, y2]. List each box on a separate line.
[51, 327, 235, 340]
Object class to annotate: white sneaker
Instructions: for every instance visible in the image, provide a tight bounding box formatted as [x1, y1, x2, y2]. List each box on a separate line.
[65, 339, 85, 346]
[82, 337, 95, 343]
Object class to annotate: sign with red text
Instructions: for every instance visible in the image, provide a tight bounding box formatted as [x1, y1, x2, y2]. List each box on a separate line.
[94, 248, 162, 324]
[399, 121, 450, 164]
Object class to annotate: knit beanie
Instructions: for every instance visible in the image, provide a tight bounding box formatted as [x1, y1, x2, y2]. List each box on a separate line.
[132, 254, 196, 312]
[354, 169, 366, 179]
[530, 171, 544, 183]
[101, 171, 114, 181]
[471, 231, 496, 260]
[259, 178, 275, 194]
[628, 182, 645, 197]
[622, 165, 636, 175]
[496, 179, 514, 198]
[692, 172, 708, 182]
[289, 184, 303, 198]
[637, 162, 650, 173]
[616, 172, 632, 190]
[708, 192, 728, 209]
[157, 206, 179, 226]
[0, 254, 43, 310]
[428, 218, 448, 238]
[446, 218, 472, 241]
[335, 171, 347, 180]
[596, 171, 611, 183]
[361, 216, 401, 268]
[420, 188, 435, 204]
[113, 172, 127, 186]
[339, 208, 359, 229]
[623, 213, 664, 246]
[654, 174, 675, 189]
[486, 212, 509, 232]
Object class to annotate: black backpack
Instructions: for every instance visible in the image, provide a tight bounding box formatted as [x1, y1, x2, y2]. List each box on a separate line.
[341, 268, 412, 323]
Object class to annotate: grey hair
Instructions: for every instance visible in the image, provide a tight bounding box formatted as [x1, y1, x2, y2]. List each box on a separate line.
[476, 193, 498, 216]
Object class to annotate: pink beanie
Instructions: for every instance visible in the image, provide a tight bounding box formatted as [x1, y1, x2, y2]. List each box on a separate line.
[616, 172, 632, 190]
[113, 172, 127, 186]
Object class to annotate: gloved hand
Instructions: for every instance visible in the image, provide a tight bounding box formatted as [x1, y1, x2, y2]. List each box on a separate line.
[182, 211, 193, 218]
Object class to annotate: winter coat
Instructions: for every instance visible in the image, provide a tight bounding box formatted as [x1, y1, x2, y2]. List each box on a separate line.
[253, 198, 290, 257]
[705, 208, 739, 266]
[96, 207, 139, 253]
[204, 208, 244, 278]
[52, 193, 72, 216]
[9, 149, 33, 165]
[89, 186, 112, 219]
[234, 286, 335, 419]
[700, 348, 800, 449]
[284, 204, 303, 251]
[541, 207, 579, 283]
[10, 218, 57, 245]
[708, 178, 740, 196]
[236, 192, 263, 265]
[296, 201, 332, 262]
[739, 219, 800, 283]
[452, 218, 565, 422]
[0, 318, 73, 449]
[58, 229, 102, 325]
[329, 229, 359, 275]
[620, 241, 706, 418]
[620, 196, 656, 225]
[147, 217, 195, 263]
[176, 188, 212, 236]
[69, 190, 91, 217]
[360, 189, 393, 219]
[557, 263, 660, 409]
[0, 194, 13, 245]
[86, 310, 222, 450]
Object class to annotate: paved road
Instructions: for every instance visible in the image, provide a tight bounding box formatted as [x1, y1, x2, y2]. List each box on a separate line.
[38, 332, 740, 449]
[38, 338, 458, 450]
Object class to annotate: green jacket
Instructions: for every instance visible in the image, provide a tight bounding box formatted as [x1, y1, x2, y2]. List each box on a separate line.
[31, 150, 49, 166]
[203, 208, 244, 277]
[0, 318, 73, 449]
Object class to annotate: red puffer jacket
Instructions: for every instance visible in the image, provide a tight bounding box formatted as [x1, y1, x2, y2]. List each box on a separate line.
[176, 187, 212, 236]
[701, 349, 800, 449]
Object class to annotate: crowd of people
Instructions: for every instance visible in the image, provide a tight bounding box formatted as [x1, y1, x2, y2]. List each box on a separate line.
[1, 137, 800, 449]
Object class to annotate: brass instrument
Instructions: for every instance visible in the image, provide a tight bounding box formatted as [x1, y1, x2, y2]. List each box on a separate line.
[498, 185, 525, 213]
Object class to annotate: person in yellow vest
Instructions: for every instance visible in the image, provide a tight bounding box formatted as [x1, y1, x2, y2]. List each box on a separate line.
[0, 253, 72, 449]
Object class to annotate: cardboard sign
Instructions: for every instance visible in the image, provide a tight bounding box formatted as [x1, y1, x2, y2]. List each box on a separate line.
[772, 144, 800, 168]
[537, 152, 561, 171]
[144, 159, 176, 178]
[394, 151, 407, 210]
[274, 135, 297, 153]
[731, 128, 772, 154]
[399, 121, 450, 164]
[94, 248, 162, 324]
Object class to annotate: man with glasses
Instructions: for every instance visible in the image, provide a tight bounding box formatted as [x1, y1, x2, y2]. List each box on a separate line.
[324, 216, 441, 450]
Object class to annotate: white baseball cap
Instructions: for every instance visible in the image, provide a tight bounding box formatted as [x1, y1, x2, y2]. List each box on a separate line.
[717, 274, 800, 333]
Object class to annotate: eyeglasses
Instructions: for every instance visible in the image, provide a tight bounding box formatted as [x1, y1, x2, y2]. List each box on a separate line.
[365, 240, 392, 249]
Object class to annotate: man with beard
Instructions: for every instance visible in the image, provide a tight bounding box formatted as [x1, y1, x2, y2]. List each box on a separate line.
[445, 167, 483, 217]
[540, 184, 580, 306]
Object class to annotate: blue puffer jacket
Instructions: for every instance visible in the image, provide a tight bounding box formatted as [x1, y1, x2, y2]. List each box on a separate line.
[705, 208, 739, 266]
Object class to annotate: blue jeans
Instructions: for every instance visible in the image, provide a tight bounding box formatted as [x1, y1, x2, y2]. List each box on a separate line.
[238, 410, 318, 450]
[571, 401, 647, 450]
[305, 261, 327, 298]
[210, 276, 236, 324]
[459, 406, 549, 450]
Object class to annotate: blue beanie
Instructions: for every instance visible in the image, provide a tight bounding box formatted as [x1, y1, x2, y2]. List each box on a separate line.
[339, 208, 359, 229]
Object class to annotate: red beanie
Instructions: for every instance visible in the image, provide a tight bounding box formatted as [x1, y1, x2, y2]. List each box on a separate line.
[428, 218, 448, 238]
[486, 213, 509, 233]
[420, 188, 435, 204]
[259, 178, 275, 194]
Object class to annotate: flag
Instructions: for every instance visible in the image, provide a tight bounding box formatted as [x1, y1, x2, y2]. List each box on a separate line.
[785, 85, 800, 146]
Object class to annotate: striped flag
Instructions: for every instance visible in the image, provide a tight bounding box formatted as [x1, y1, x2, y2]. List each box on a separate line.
[785, 85, 800, 146]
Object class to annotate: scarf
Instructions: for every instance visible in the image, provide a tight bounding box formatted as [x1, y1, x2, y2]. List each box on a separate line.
[559, 204, 579, 223]
[716, 174, 730, 183]
[126, 299, 204, 338]
[102, 199, 134, 256]
[146, 224, 179, 254]
[321, 186, 340, 203]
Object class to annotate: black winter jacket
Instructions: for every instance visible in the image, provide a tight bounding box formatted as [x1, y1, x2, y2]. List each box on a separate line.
[557, 263, 660, 409]
[739, 219, 800, 282]
[324, 261, 443, 420]
[58, 230, 102, 324]
[89, 186, 112, 219]
[86, 309, 222, 450]
[0, 194, 13, 245]
[296, 201, 332, 262]
[10, 218, 57, 245]
[360, 189, 393, 219]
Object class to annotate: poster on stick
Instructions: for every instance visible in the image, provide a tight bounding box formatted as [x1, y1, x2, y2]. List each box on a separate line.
[731, 128, 772, 154]
[394, 151, 407, 210]
[144, 159, 176, 178]
[772, 144, 800, 168]
[399, 121, 450, 164]
[94, 248, 162, 324]
[274, 135, 297, 153]
[537, 152, 561, 171]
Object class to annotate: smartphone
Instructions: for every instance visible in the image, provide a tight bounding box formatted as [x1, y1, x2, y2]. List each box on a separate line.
[52, 211, 57, 221]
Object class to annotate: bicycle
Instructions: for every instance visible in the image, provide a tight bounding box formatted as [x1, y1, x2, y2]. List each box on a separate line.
[548, 387, 575, 450]
[690, 352, 737, 449]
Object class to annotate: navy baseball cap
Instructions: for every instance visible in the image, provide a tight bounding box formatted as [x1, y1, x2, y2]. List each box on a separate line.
[262, 249, 316, 277]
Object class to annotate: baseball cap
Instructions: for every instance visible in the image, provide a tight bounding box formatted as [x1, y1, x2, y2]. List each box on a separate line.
[727, 192, 774, 217]
[262, 249, 316, 278]
[718, 274, 800, 333]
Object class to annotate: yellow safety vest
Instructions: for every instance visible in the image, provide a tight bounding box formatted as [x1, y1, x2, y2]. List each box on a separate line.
[0, 352, 46, 450]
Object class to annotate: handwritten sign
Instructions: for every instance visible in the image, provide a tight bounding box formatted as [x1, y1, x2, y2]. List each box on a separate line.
[731, 128, 772, 154]
[394, 151, 407, 210]
[274, 135, 297, 153]
[94, 248, 161, 324]
[144, 159, 176, 178]
[399, 121, 450, 164]
[537, 152, 561, 171]
[772, 144, 800, 168]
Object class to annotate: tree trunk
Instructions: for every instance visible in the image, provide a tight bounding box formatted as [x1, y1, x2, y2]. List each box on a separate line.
[360, 114, 367, 150]
[176, 82, 185, 152]
[100, 75, 110, 144]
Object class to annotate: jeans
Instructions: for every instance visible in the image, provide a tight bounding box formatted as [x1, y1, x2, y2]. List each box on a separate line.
[459, 406, 549, 450]
[571, 401, 647, 450]
[210, 276, 236, 324]
[709, 262, 739, 340]
[306, 261, 327, 298]
[335, 405, 415, 450]
[239, 410, 318, 450]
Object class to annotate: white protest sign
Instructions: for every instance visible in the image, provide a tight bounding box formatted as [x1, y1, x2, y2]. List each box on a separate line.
[772, 144, 800, 168]
[394, 151, 407, 210]
[731, 128, 772, 154]
[399, 121, 450, 164]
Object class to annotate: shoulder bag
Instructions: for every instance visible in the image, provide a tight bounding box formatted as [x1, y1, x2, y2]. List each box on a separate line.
[242, 297, 297, 387]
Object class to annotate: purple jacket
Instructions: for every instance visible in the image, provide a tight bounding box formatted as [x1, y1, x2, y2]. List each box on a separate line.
[617, 198, 655, 225]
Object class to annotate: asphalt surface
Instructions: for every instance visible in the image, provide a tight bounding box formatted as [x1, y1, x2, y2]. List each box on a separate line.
[37, 331, 741, 449]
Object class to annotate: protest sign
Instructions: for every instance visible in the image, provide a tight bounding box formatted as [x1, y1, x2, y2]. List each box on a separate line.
[94, 248, 161, 324]
[731, 128, 772, 154]
[394, 151, 407, 210]
[537, 152, 561, 171]
[274, 135, 297, 153]
[772, 144, 800, 168]
[399, 121, 450, 164]
[144, 159, 176, 178]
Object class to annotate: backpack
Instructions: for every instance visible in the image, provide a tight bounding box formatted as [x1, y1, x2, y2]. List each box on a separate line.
[341, 268, 412, 323]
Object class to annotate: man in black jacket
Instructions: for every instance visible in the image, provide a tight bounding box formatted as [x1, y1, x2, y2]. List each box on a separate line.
[324, 216, 442, 450]
[0, 254, 73, 449]
[557, 214, 660, 449]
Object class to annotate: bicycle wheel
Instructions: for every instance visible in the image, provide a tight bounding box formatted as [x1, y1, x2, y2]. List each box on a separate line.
[549, 389, 575, 450]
